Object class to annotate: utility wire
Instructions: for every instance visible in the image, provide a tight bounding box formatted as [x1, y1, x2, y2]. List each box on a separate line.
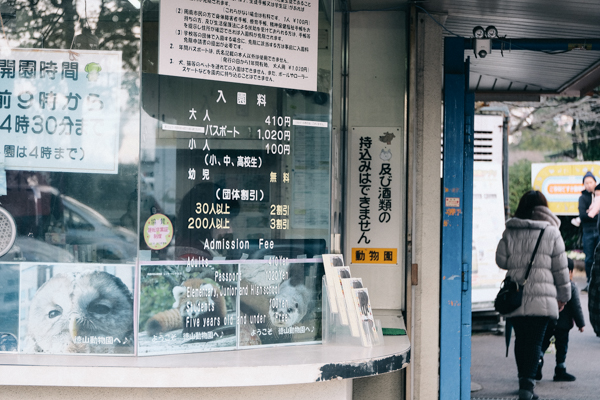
[414, 5, 462, 37]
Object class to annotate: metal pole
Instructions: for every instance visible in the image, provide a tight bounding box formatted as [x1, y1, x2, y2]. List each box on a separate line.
[440, 36, 467, 400]
[464, 38, 600, 51]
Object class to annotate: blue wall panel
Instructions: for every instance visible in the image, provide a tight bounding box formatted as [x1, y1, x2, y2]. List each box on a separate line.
[461, 90, 474, 400]
[441, 37, 474, 400]
[440, 36, 465, 400]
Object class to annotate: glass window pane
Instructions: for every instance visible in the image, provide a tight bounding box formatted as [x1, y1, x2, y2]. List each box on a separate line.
[0, 0, 140, 265]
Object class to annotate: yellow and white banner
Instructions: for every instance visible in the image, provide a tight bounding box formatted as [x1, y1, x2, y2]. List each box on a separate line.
[531, 162, 600, 215]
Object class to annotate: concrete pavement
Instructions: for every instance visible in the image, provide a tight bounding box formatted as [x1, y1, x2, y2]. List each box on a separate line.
[471, 273, 600, 400]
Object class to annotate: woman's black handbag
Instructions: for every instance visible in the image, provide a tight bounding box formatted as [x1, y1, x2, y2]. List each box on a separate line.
[494, 228, 546, 315]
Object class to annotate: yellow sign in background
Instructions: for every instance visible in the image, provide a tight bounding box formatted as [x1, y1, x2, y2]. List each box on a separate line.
[531, 162, 600, 215]
[351, 248, 397, 264]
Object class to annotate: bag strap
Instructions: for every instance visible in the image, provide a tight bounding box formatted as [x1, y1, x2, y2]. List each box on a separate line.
[523, 228, 546, 285]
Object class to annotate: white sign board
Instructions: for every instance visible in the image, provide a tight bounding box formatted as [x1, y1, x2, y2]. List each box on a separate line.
[471, 162, 507, 310]
[0, 48, 122, 174]
[348, 127, 401, 265]
[474, 114, 503, 164]
[158, 0, 319, 91]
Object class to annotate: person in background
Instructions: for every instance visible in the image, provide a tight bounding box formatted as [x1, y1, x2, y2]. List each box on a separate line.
[536, 258, 585, 382]
[496, 190, 571, 400]
[588, 236, 600, 337]
[578, 171, 599, 291]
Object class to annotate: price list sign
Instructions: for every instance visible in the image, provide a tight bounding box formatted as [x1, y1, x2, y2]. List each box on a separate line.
[138, 0, 331, 352]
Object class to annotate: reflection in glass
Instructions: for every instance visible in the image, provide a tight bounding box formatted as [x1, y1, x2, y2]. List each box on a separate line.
[136, 0, 332, 349]
[0, 0, 141, 263]
[0, 264, 19, 352]
[140, 0, 333, 260]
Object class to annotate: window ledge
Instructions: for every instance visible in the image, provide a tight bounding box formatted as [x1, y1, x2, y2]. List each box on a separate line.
[0, 335, 410, 388]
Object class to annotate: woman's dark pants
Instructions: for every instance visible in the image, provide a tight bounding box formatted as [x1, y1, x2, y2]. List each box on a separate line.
[510, 316, 551, 391]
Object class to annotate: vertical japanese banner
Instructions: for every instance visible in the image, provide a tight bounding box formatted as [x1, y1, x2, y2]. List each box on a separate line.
[0, 48, 121, 174]
[348, 127, 401, 265]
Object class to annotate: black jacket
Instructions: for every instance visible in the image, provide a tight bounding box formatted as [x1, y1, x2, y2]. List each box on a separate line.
[558, 281, 585, 331]
[579, 190, 598, 231]
[589, 252, 600, 335]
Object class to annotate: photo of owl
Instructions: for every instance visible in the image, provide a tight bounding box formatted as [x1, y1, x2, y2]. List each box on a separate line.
[20, 265, 134, 355]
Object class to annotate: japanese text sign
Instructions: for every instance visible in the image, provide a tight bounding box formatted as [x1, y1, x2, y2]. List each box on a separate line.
[351, 248, 397, 264]
[158, 0, 319, 91]
[0, 48, 122, 174]
[348, 127, 401, 265]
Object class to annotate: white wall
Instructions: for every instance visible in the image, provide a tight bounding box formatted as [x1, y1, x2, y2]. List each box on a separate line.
[405, 11, 443, 400]
[0, 381, 352, 400]
[333, 10, 408, 400]
[343, 10, 407, 311]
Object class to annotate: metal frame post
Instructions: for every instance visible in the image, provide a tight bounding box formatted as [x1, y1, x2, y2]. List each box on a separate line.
[461, 88, 474, 400]
[441, 36, 474, 400]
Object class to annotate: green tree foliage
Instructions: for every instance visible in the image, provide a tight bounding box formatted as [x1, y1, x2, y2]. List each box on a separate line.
[511, 119, 573, 153]
[558, 216, 581, 251]
[508, 160, 532, 216]
[9, 0, 139, 86]
[506, 96, 600, 160]
[576, 119, 600, 161]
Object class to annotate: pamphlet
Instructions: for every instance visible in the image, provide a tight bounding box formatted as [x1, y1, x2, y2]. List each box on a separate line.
[352, 287, 379, 347]
[341, 277, 363, 338]
[322, 254, 344, 313]
[333, 266, 351, 326]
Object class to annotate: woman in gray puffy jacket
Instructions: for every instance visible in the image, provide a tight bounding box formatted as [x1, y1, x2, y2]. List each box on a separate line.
[496, 190, 571, 400]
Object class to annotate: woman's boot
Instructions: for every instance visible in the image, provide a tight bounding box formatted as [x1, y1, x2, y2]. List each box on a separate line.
[518, 378, 539, 400]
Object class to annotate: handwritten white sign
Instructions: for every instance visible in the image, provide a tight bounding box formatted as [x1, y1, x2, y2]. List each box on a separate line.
[0, 48, 122, 174]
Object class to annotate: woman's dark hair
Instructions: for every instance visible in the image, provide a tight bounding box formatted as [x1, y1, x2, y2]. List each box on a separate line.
[514, 190, 548, 219]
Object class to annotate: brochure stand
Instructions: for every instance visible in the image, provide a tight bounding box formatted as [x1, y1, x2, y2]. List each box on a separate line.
[322, 277, 383, 347]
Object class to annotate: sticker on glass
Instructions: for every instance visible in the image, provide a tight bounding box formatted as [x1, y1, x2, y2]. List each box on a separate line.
[143, 213, 173, 250]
